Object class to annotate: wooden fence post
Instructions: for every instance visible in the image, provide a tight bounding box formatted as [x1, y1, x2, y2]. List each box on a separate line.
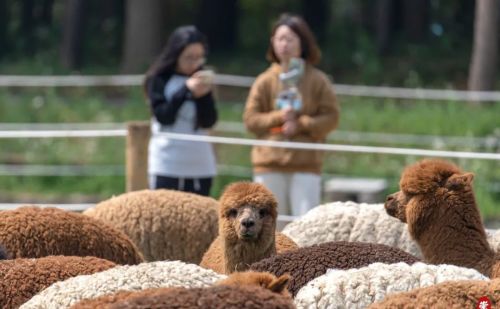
[126, 121, 150, 192]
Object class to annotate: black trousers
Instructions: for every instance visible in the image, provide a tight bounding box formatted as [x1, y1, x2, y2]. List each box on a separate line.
[152, 175, 212, 196]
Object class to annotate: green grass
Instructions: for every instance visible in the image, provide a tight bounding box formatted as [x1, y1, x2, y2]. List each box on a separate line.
[0, 87, 498, 219]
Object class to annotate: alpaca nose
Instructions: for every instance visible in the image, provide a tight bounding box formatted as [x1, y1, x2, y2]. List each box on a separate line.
[241, 218, 255, 228]
[386, 195, 394, 203]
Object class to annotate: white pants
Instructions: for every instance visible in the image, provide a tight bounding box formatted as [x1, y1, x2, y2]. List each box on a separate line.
[254, 172, 321, 216]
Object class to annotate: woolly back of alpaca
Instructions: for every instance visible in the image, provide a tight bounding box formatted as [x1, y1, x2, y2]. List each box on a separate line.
[0, 206, 144, 265]
[219, 182, 278, 273]
[85, 285, 295, 309]
[401, 159, 495, 276]
[85, 189, 219, 263]
[367, 279, 500, 309]
[216, 271, 291, 298]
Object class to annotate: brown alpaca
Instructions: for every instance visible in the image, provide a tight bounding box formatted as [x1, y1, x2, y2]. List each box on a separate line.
[200, 182, 298, 274]
[72, 271, 291, 309]
[385, 159, 500, 278]
[216, 271, 291, 298]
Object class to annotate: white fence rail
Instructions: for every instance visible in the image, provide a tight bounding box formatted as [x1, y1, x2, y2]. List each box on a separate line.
[0, 163, 250, 177]
[0, 164, 124, 176]
[0, 128, 498, 160]
[1, 74, 500, 102]
[0, 122, 497, 149]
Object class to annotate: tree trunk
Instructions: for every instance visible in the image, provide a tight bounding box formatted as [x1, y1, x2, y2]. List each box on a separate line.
[121, 0, 165, 73]
[20, 0, 35, 54]
[301, 0, 330, 43]
[374, 0, 394, 54]
[60, 0, 86, 69]
[468, 0, 499, 94]
[196, 0, 238, 51]
[0, 0, 8, 58]
[403, 0, 429, 42]
[40, 0, 54, 26]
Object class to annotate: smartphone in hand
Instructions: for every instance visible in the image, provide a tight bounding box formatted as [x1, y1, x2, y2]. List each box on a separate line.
[196, 70, 215, 85]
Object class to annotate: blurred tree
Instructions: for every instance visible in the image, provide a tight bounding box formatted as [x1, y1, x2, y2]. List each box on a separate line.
[403, 0, 430, 42]
[40, 0, 54, 26]
[0, 0, 8, 58]
[196, 0, 239, 50]
[20, 0, 35, 54]
[121, 0, 165, 73]
[83, 0, 125, 67]
[301, 0, 330, 43]
[468, 0, 498, 94]
[61, 0, 86, 69]
[374, 0, 394, 54]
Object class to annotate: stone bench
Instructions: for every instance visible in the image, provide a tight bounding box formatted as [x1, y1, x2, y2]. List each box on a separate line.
[323, 177, 389, 203]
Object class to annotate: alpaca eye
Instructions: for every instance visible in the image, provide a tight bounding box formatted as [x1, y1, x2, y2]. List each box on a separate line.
[259, 209, 268, 217]
[227, 209, 237, 218]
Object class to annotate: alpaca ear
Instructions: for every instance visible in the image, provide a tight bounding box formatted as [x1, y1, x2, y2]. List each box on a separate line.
[445, 172, 474, 190]
[267, 274, 290, 294]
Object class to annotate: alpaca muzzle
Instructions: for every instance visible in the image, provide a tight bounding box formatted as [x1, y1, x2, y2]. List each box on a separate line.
[239, 218, 258, 240]
[384, 193, 398, 217]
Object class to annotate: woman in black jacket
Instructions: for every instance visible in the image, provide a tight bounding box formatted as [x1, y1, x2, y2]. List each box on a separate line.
[144, 26, 217, 196]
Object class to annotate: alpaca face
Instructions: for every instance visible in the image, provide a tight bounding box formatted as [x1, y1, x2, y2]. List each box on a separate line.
[384, 191, 409, 223]
[219, 182, 278, 243]
[385, 159, 476, 240]
[224, 204, 274, 241]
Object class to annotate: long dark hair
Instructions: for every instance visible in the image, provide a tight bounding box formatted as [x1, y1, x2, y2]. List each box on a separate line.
[143, 25, 208, 95]
[266, 13, 321, 65]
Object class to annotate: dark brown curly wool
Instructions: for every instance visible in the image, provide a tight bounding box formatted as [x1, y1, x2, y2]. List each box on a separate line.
[0, 244, 9, 259]
[0, 255, 116, 309]
[0, 206, 144, 265]
[83, 285, 296, 309]
[250, 241, 420, 296]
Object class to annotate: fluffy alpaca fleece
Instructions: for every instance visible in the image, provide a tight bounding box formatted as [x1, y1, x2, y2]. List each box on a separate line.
[486, 229, 500, 252]
[385, 159, 500, 278]
[84, 189, 219, 263]
[200, 182, 298, 274]
[0, 244, 9, 260]
[294, 262, 487, 309]
[0, 206, 144, 265]
[368, 279, 500, 309]
[70, 291, 142, 309]
[20, 260, 225, 309]
[282, 201, 423, 258]
[250, 241, 420, 296]
[0, 256, 116, 309]
[282, 202, 500, 259]
[71, 271, 291, 308]
[216, 270, 291, 298]
[74, 285, 296, 309]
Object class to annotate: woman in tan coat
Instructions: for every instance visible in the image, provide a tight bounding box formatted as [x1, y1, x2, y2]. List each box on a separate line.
[243, 13, 340, 216]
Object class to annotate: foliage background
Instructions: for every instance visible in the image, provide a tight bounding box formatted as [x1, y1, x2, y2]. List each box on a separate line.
[0, 0, 498, 221]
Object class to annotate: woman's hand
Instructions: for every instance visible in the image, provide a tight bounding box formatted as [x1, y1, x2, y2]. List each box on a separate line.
[186, 72, 212, 98]
[282, 120, 298, 137]
[279, 106, 298, 136]
[281, 106, 296, 122]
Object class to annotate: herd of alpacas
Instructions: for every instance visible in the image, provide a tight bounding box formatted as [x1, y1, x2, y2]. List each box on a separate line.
[0, 158, 499, 308]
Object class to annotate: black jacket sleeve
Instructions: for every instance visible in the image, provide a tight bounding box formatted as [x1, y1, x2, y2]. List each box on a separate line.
[147, 75, 190, 126]
[194, 92, 218, 129]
